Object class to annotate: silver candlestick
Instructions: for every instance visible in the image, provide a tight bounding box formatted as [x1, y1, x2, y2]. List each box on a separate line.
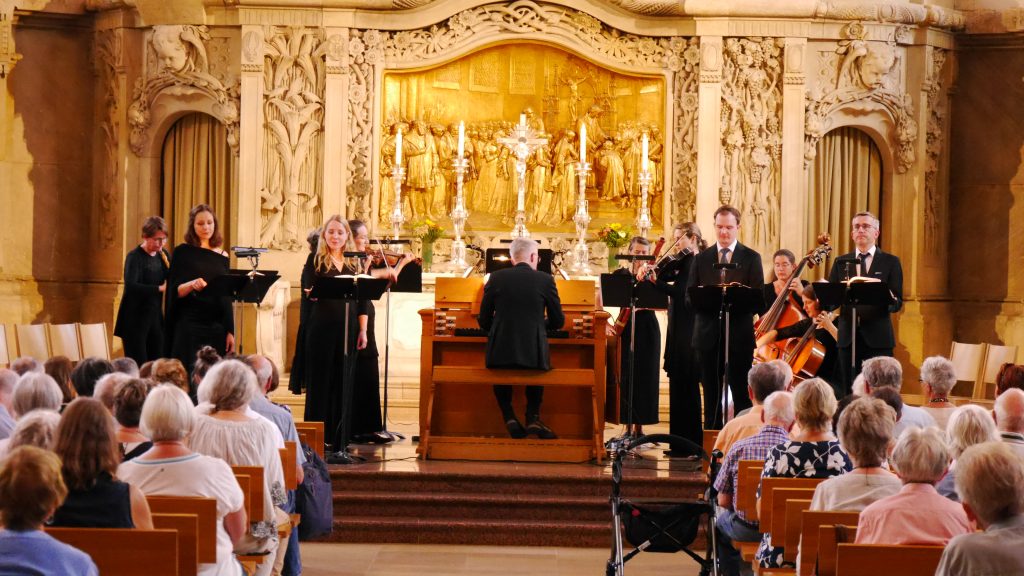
[571, 160, 592, 275]
[498, 116, 547, 239]
[449, 157, 470, 270]
[391, 165, 406, 241]
[636, 168, 653, 239]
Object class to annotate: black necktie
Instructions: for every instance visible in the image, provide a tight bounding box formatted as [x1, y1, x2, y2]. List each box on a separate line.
[859, 252, 870, 275]
[719, 248, 731, 264]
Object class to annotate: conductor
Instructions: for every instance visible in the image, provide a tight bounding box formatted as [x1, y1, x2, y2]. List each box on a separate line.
[478, 237, 565, 440]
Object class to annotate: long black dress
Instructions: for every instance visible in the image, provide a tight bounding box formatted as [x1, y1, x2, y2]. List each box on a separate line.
[614, 267, 661, 426]
[303, 258, 368, 448]
[655, 251, 701, 454]
[115, 246, 169, 364]
[289, 253, 316, 394]
[165, 244, 234, 385]
[351, 298, 384, 437]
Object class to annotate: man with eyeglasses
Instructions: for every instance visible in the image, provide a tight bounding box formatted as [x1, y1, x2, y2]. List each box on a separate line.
[115, 216, 171, 364]
[827, 211, 904, 396]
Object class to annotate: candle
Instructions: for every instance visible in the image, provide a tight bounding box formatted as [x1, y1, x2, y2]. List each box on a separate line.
[641, 133, 649, 172]
[519, 113, 526, 127]
[395, 129, 403, 165]
[457, 121, 465, 160]
[579, 123, 587, 164]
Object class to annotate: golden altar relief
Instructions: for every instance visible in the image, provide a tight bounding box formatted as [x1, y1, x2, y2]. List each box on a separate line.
[379, 42, 666, 234]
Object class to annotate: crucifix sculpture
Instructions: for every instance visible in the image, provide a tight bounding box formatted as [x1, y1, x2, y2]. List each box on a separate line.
[497, 114, 548, 239]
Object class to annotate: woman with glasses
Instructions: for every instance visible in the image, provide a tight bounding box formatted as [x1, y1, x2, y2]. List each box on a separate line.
[115, 216, 170, 364]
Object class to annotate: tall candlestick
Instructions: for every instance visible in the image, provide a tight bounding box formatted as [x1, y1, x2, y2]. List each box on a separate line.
[519, 113, 526, 127]
[457, 121, 465, 160]
[579, 123, 587, 165]
[641, 133, 649, 172]
[395, 129, 403, 165]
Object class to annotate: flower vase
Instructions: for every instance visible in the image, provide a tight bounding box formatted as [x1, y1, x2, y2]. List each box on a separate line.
[422, 242, 434, 272]
[607, 248, 619, 271]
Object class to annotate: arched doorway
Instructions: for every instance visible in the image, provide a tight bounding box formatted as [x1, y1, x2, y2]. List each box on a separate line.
[805, 126, 882, 262]
[160, 113, 236, 246]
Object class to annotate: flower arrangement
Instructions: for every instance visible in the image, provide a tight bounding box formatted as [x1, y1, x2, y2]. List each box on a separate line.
[597, 223, 632, 248]
[412, 218, 445, 244]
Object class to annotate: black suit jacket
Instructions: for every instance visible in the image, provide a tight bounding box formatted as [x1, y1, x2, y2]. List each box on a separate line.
[686, 243, 765, 352]
[827, 249, 903, 349]
[478, 263, 564, 370]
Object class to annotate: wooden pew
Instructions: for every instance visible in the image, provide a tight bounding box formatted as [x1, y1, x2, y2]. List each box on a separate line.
[818, 524, 857, 576]
[836, 544, 944, 576]
[796, 510, 860, 576]
[736, 460, 765, 520]
[233, 466, 270, 573]
[152, 513, 199, 576]
[758, 477, 826, 528]
[146, 496, 218, 565]
[781, 498, 813, 565]
[280, 440, 298, 491]
[45, 527, 178, 576]
[702, 429, 720, 475]
[295, 421, 324, 459]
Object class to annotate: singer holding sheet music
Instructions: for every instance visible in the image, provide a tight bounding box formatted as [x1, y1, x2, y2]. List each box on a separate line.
[827, 211, 903, 396]
[686, 205, 765, 429]
[303, 216, 369, 449]
[164, 204, 235, 388]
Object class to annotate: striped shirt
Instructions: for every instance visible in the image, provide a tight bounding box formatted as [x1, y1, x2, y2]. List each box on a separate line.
[713, 424, 788, 524]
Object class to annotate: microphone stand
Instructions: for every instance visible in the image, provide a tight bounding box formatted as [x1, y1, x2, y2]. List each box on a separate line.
[712, 261, 739, 426]
[842, 257, 862, 393]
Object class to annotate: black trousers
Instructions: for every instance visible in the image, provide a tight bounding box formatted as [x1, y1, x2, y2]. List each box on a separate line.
[668, 367, 703, 455]
[697, 342, 753, 431]
[121, 319, 164, 365]
[493, 385, 544, 422]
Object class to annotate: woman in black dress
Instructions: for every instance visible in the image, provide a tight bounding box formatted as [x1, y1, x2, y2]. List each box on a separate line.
[164, 204, 234, 389]
[655, 222, 706, 457]
[347, 220, 415, 444]
[303, 216, 369, 449]
[114, 216, 169, 364]
[756, 283, 839, 388]
[763, 248, 808, 314]
[610, 236, 661, 438]
[288, 228, 320, 395]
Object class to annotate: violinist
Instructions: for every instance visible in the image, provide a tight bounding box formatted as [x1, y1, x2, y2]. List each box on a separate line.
[347, 219, 416, 444]
[607, 237, 661, 438]
[755, 283, 839, 388]
[655, 222, 706, 458]
[763, 249, 809, 314]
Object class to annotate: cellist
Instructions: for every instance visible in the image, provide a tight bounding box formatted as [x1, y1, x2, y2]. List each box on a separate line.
[763, 249, 809, 315]
[755, 283, 839, 389]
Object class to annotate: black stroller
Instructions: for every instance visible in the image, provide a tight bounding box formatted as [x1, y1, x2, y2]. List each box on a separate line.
[606, 433, 720, 576]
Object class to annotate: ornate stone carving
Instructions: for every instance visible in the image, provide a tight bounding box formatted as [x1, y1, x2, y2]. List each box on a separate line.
[924, 48, 948, 257]
[720, 37, 784, 254]
[671, 37, 700, 224]
[815, 1, 965, 30]
[260, 26, 327, 251]
[95, 29, 122, 249]
[346, 29, 377, 222]
[128, 25, 240, 156]
[0, 4, 21, 79]
[242, 30, 262, 65]
[606, 0, 686, 17]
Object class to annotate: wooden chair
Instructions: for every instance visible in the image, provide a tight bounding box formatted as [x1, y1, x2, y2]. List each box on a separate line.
[702, 429, 720, 474]
[950, 341, 986, 398]
[295, 421, 325, 459]
[981, 344, 1019, 399]
[14, 323, 50, 361]
[836, 544, 944, 576]
[818, 524, 857, 576]
[796, 510, 860, 576]
[781, 498, 813, 565]
[0, 324, 11, 367]
[152, 512, 200, 576]
[46, 323, 82, 362]
[281, 440, 298, 491]
[78, 322, 111, 360]
[146, 496, 218, 565]
[45, 527, 179, 576]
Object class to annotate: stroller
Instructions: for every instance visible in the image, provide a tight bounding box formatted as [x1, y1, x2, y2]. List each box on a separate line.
[606, 433, 720, 576]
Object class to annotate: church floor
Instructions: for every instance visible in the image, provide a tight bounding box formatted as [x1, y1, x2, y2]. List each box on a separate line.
[298, 542, 704, 575]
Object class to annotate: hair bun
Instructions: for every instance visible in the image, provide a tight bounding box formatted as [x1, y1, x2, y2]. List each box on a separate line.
[196, 346, 221, 364]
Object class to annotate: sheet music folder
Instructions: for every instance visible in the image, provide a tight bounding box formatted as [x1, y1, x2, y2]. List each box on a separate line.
[688, 284, 763, 315]
[599, 274, 667, 309]
[207, 270, 281, 305]
[309, 275, 389, 302]
[812, 280, 895, 312]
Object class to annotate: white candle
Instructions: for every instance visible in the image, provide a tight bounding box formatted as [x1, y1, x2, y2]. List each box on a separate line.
[517, 189, 525, 211]
[641, 133, 649, 172]
[579, 123, 587, 164]
[395, 129, 403, 165]
[457, 121, 465, 160]
[519, 113, 526, 127]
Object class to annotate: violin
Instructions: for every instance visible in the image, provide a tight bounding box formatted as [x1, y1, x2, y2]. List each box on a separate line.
[364, 247, 421, 268]
[613, 236, 665, 336]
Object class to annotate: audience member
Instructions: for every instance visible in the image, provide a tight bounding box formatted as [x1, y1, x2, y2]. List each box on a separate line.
[0, 446, 98, 575]
[714, 362, 789, 458]
[831, 393, 860, 436]
[994, 388, 1024, 458]
[11, 356, 42, 376]
[995, 362, 1024, 396]
[93, 372, 132, 412]
[851, 373, 867, 396]
[190, 360, 288, 576]
[856, 427, 970, 545]
[112, 356, 140, 377]
[50, 398, 153, 530]
[6, 410, 61, 453]
[139, 360, 155, 379]
[919, 356, 958, 429]
[936, 442, 1024, 575]
[714, 391, 794, 576]
[192, 345, 222, 396]
[0, 368, 17, 438]
[870, 386, 902, 422]
[11, 372, 62, 417]
[44, 355, 77, 404]
[113, 378, 153, 461]
[937, 404, 999, 501]
[861, 356, 935, 436]
[119, 385, 247, 576]
[150, 358, 190, 398]
[756, 378, 851, 569]
[70, 357, 114, 398]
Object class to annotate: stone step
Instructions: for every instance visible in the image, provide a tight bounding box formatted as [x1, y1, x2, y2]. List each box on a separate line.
[323, 516, 613, 548]
[333, 491, 611, 522]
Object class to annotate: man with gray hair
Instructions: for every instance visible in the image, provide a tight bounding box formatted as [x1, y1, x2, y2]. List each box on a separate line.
[993, 388, 1024, 458]
[713, 390, 794, 576]
[10, 357, 41, 376]
[478, 237, 564, 439]
[861, 356, 934, 437]
[714, 362, 789, 458]
[0, 368, 18, 439]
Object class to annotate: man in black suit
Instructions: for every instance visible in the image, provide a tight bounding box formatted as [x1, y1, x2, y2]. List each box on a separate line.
[827, 211, 903, 397]
[478, 237, 565, 439]
[686, 205, 764, 430]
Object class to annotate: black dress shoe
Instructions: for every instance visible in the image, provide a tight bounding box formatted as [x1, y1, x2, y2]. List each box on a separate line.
[526, 419, 558, 440]
[505, 418, 528, 439]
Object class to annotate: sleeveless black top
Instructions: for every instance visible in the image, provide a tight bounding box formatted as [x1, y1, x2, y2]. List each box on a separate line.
[50, 471, 134, 528]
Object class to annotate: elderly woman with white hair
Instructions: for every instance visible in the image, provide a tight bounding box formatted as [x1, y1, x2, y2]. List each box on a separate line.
[118, 384, 247, 576]
[755, 378, 852, 569]
[936, 442, 1024, 575]
[919, 356, 958, 429]
[188, 360, 289, 576]
[936, 403, 1000, 501]
[11, 372, 63, 418]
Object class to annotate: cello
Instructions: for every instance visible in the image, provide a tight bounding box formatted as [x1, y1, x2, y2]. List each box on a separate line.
[753, 234, 832, 365]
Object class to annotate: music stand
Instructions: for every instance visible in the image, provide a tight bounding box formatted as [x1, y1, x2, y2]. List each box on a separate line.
[688, 283, 763, 427]
[206, 269, 281, 355]
[813, 280, 895, 390]
[485, 248, 553, 274]
[309, 275, 389, 464]
[601, 264, 667, 455]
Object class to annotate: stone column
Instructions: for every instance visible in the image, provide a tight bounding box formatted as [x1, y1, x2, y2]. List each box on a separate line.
[322, 28, 348, 219]
[0, 4, 20, 278]
[695, 36, 723, 227]
[237, 25, 264, 247]
[780, 37, 807, 251]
